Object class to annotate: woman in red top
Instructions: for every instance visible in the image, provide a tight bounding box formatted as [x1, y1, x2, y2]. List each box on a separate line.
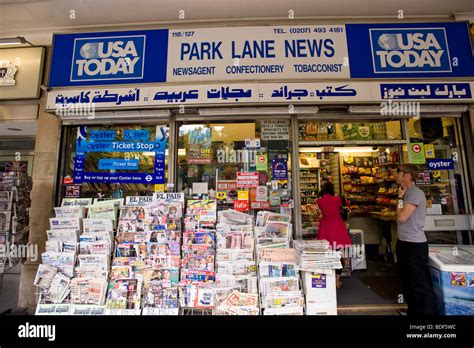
[317, 182, 352, 288]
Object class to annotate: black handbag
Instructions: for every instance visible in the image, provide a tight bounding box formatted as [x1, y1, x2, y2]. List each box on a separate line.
[340, 195, 350, 220]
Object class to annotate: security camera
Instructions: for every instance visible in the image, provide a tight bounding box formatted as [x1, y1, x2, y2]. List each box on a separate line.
[40, 84, 52, 92]
[372, 146, 379, 151]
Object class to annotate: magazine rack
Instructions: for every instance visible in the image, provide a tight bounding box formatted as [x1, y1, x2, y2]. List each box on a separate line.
[0, 171, 31, 279]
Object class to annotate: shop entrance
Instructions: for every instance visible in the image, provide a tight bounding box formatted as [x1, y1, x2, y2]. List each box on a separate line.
[299, 144, 403, 311]
[296, 116, 472, 313]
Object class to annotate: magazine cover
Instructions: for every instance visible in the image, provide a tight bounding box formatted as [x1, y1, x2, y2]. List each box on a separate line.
[144, 280, 178, 309]
[147, 229, 179, 243]
[180, 270, 216, 283]
[147, 242, 180, 256]
[146, 255, 181, 269]
[181, 254, 215, 272]
[143, 267, 179, 284]
[105, 279, 141, 309]
[110, 266, 133, 280]
[182, 231, 216, 249]
[119, 206, 148, 220]
[116, 243, 141, 258]
[117, 220, 137, 233]
[117, 232, 137, 243]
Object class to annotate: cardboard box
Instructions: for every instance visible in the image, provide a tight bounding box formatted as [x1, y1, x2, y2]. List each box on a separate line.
[301, 270, 337, 304]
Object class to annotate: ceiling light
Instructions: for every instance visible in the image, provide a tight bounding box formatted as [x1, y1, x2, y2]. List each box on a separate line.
[0, 37, 34, 47]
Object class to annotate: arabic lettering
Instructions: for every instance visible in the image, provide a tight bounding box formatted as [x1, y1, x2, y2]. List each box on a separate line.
[381, 83, 471, 100]
[207, 87, 252, 100]
[271, 85, 357, 100]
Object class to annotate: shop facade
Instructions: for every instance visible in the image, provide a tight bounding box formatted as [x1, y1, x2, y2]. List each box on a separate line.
[30, 21, 474, 312]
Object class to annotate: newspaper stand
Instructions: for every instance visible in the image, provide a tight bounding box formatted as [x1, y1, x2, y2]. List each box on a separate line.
[181, 307, 213, 315]
[0, 171, 31, 290]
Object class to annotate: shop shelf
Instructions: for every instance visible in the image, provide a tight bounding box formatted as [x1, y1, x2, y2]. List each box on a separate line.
[374, 162, 400, 167]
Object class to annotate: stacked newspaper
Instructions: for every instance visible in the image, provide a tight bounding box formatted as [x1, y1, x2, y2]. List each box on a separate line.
[42, 215, 82, 278]
[255, 211, 304, 315]
[214, 290, 259, 315]
[36, 201, 85, 305]
[36, 198, 116, 307]
[255, 211, 292, 249]
[87, 198, 122, 228]
[179, 200, 217, 309]
[293, 240, 343, 271]
[215, 210, 258, 295]
[258, 247, 304, 315]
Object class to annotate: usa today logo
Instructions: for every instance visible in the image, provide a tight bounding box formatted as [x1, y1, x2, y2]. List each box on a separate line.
[369, 28, 451, 73]
[70, 35, 146, 82]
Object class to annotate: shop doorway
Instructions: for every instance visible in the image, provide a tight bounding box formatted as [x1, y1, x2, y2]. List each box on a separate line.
[296, 116, 472, 313]
[299, 145, 403, 310]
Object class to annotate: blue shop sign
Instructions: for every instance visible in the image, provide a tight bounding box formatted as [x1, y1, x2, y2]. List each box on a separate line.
[50, 29, 168, 87]
[347, 22, 474, 78]
[49, 22, 474, 87]
[74, 126, 167, 184]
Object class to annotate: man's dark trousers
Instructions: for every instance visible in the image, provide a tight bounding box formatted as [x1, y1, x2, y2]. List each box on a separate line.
[397, 239, 435, 315]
